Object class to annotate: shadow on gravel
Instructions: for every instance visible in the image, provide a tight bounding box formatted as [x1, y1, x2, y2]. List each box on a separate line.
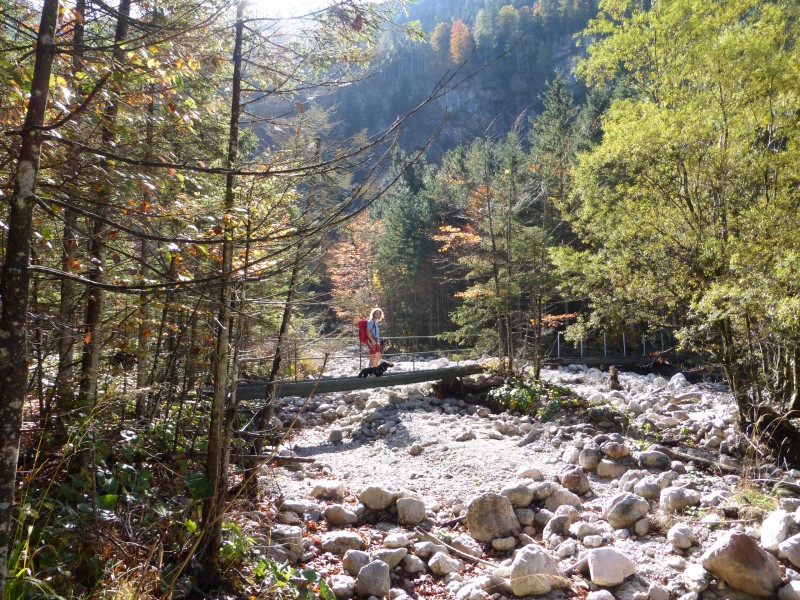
[290, 422, 415, 457]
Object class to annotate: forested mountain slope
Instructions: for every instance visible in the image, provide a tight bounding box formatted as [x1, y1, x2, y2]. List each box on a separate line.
[324, 0, 598, 159]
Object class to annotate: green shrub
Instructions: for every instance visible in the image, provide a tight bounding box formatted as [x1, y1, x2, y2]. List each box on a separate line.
[488, 379, 582, 421]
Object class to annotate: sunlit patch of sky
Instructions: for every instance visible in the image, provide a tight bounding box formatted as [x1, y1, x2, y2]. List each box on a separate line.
[249, 0, 329, 19]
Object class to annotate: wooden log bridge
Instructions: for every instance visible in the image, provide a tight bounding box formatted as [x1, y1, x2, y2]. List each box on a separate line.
[544, 351, 688, 369]
[234, 364, 486, 401]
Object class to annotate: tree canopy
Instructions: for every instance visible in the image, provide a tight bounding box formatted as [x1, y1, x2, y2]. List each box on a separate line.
[557, 0, 800, 454]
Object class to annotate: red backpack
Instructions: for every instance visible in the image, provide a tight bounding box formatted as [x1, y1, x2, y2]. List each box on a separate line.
[357, 319, 369, 344]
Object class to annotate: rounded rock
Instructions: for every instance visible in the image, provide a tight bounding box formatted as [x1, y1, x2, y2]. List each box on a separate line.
[660, 487, 701, 513]
[343, 549, 370, 576]
[507, 544, 570, 596]
[601, 441, 630, 459]
[354, 560, 391, 598]
[587, 591, 615, 600]
[491, 536, 517, 552]
[701, 530, 782, 597]
[402, 554, 426, 574]
[500, 482, 535, 507]
[603, 492, 650, 529]
[596, 459, 628, 479]
[325, 504, 359, 526]
[588, 547, 636, 586]
[465, 493, 520, 541]
[667, 523, 694, 550]
[311, 480, 345, 500]
[322, 531, 365, 555]
[633, 478, 662, 500]
[373, 547, 408, 569]
[396, 497, 427, 526]
[561, 467, 592, 495]
[638, 450, 672, 471]
[779, 533, 800, 568]
[682, 563, 710, 593]
[634, 518, 650, 537]
[779, 581, 800, 600]
[429, 552, 464, 576]
[579, 448, 601, 470]
[544, 487, 582, 511]
[359, 485, 397, 510]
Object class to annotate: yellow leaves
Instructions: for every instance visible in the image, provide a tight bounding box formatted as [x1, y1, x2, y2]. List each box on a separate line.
[437, 173, 467, 186]
[531, 313, 579, 327]
[433, 225, 481, 253]
[172, 57, 200, 71]
[188, 243, 208, 257]
[456, 288, 495, 299]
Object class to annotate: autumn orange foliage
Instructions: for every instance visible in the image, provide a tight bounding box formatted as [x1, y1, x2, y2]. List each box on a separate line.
[449, 19, 474, 64]
[327, 212, 384, 322]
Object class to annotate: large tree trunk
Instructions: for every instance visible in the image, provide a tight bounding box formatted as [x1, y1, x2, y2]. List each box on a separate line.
[244, 247, 302, 499]
[753, 407, 800, 467]
[791, 347, 800, 412]
[719, 318, 753, 428]
[201, 0, 245, 581]
[0, 2, 59, 594]
[145, 254, 179, 418]
[532, 291, 543, 380]
[54, 0, 86, 420]
[79, 0, 132, 403]
[135, 87, 157, 416]
[720, 318, 800, 465]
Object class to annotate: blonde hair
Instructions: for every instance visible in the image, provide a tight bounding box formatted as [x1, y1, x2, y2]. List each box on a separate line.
[370, 307, 383, 320]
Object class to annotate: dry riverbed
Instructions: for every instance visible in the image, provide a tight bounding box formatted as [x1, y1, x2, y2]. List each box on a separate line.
[249, 360, 800, 600]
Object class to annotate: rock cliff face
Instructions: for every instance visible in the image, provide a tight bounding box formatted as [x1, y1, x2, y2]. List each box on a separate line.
[251, 2, 596, 162]
[320, 1, 591, 162]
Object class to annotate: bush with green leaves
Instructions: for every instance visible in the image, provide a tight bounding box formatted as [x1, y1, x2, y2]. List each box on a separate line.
[257, 561, 337, 600]
[487, 379, 581, 421]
